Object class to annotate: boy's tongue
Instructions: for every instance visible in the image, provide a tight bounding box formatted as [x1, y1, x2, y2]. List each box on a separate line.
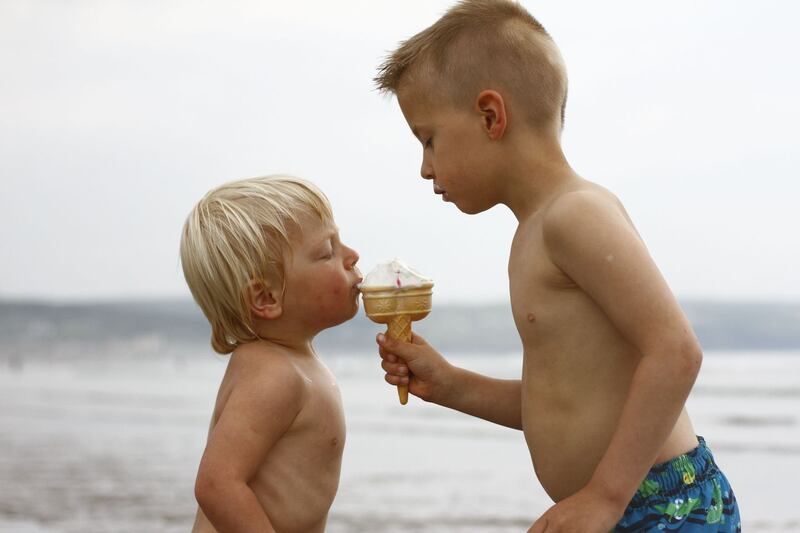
[359, 258, 432, 290]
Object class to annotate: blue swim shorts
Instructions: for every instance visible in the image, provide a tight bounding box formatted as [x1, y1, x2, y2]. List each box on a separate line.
[614, 437, 740, 532]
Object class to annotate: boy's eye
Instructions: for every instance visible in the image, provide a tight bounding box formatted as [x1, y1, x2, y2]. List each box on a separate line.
[318, 241, 334, 260]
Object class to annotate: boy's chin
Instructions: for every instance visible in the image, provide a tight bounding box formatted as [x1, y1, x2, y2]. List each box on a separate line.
[343, 300, 360, 322]
[456, 201, 493, 215]
[319, 302, 360, 330]
[448, 193, 497, 215]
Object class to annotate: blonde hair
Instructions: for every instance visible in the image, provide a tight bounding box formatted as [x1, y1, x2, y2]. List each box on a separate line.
[375, 0, 568, 130]
[180, 175, 333, 354]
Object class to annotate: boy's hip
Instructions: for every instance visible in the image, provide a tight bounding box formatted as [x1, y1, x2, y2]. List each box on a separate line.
[614, 437, 741, 532]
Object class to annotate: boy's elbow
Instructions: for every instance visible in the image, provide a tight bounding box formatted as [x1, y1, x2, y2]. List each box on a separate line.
[195, 469, 226, 514]
[194, 472, 213, 510]
[677, 335, 703, 379]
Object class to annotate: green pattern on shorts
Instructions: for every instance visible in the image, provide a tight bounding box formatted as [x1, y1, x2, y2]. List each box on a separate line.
[675, 453, 697, 485]
[654, 497, 702, 521]
[637, 478, 660, 498]
[706, 479, 724, 525]
[617, 437, 740, 532]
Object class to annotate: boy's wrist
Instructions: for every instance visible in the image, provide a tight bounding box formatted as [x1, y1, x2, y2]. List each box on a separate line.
[586, 473, 633, 515]
[429, 360, 459, 407]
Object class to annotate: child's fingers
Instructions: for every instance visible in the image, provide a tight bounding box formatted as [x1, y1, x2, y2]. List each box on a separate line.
[377, 333, 419, 360]
[384, 373, 410, 386]
[381, 359, 408, 376]
[410, 332, 429, 346]
[377, 335, 408, 363]
[378, 345, 398, 363]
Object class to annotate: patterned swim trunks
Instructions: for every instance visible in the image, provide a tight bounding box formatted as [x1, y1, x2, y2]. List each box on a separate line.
[614, 436, 740, 532]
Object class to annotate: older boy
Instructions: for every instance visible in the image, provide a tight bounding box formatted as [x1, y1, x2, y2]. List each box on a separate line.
[180, 176, 362, 532]
[375, 1, 740, 531]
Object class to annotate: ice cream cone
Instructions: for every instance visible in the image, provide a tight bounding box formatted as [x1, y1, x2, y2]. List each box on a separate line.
[361, 283, 433, 405]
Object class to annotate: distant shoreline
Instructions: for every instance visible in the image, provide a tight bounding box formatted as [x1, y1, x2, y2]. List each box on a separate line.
[1, 298, 799, 354]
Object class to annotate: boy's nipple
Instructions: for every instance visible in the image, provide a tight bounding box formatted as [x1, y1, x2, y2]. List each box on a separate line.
[527, 312, 536, 323]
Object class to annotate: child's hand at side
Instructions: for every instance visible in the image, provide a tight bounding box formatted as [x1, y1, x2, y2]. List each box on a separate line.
[377, 332, 454, 404]
[528, 483, 625, 533]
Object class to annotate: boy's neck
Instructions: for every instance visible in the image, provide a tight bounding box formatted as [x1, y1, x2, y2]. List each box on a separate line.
[500, 131, 581, 221]
[250, 319, 318, 357]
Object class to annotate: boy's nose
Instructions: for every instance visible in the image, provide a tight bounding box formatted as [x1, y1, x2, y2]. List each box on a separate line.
[420, 160, 434, 180]
[346, 248, 360, 269]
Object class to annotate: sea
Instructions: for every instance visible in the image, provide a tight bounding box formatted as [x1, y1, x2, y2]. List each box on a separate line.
[1, 302, 799, 532]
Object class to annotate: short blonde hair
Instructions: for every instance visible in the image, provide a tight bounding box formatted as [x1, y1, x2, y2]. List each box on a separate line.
[375, 0, 568, 130]
[180, 175, 333, 354]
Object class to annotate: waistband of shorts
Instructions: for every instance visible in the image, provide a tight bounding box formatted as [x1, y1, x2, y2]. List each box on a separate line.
[628, 436, 719, 508]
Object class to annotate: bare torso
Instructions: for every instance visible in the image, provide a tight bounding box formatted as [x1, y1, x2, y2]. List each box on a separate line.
[192, 349, 346, 533]
[508, 181, 697, 502]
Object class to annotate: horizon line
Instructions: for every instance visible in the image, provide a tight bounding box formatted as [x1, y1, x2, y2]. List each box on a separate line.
[2, 295, 800, 307]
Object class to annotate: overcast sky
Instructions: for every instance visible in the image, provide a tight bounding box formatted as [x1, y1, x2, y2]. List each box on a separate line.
[1, 0, 798, 304]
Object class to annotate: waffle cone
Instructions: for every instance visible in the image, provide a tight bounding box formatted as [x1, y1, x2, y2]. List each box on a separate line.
[386, 314, 412, 405]
[361, 283, 433, 406]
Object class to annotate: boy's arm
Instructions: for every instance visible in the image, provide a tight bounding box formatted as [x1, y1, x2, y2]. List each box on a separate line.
[378, 333, 522, 429]
[194, 356, 304, 533]
[530, 191, 702, 532]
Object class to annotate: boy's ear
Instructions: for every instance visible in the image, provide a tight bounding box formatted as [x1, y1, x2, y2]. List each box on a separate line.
[476, 90, 507, 140]
[247, 279, 283, 321]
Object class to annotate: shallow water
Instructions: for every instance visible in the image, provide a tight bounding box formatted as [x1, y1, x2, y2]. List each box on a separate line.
[1, 350, 799, 532]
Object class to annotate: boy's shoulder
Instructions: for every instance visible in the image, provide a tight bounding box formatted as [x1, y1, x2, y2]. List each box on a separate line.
[226, 341, 307, 407]
[537, 184, 641, 274]
[541, 184, 627, 240]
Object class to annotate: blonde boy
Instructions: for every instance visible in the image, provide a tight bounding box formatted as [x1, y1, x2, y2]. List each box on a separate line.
[180, 176, 362, 533]
[375, 1, 740, 531]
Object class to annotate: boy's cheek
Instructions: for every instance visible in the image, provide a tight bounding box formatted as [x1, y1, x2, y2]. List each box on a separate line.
[312, 281, 347, 308]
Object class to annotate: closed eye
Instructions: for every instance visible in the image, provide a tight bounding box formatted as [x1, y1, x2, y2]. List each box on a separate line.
[317, 240, 334, 260]
[319, 235, 338, 260]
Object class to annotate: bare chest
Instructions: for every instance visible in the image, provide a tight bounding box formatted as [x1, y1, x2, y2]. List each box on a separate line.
[508, 223, 575, 347]
[508, 221, 629, 381]
[292, 364, 346, 456]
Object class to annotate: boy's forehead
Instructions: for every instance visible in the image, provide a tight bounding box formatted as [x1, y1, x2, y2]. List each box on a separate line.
[397, 86, 438, 130]
[397, 75, 465, 126]
[397, 84, 426, 113]
[303, 216, 337, 240]
[288, 212, 336, 244]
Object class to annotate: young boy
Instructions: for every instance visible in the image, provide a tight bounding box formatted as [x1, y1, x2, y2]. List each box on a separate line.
[180, 175, 362, 532]
[374, 1, 740, 531]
